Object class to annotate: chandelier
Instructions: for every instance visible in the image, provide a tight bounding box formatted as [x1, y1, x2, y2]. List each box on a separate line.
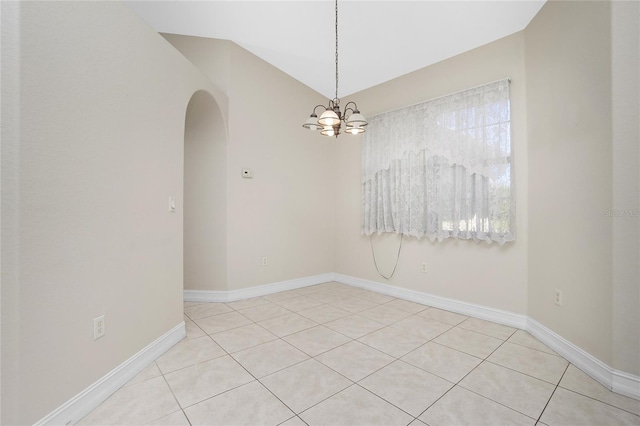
[302, 0, 368, 137]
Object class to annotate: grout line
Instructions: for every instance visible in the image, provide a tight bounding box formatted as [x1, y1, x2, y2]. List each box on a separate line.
[413, 337, 539, 421]
[187, 319, 208, 339]
[219, 341, 299, 417]
[185, 311, 238, 323]
[280, 328, 351, 358]
[158, 368, 193, 426]
[536, 363, 570, 424]
[449, 333, 508, 383]
[413, 384, 457, 422]
[482, 358, 567, 386]
[302, 311, 352, 324]
[233, 350, 311, 381]
[251, 297, 368, 415]
[429, 337, 498, 359]
[354, 383, 418, 421]
[276, 415, 309, 426]
[452, 385, 540, 423]
[177, 324, 302, 420]
[284, 314, 444, 422]
[452, 321, 516, 341]
[505, 339, 563, 358]
[354, 335, 426, 360]
[401, 341, 483, 383]
[294, 383, 358, 418]
[435, 334, 506, 385]
[555, 377, 640, 418]
[157, 350, 226, 376]
[456, 318, 518, 341]
[226, 298, 272, 311]
[446, 336, 552, 421]
[210, 326, 280, 355]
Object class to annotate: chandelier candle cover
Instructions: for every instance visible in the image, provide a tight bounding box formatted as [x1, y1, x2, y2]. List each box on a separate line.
[302, 0, 368, 137]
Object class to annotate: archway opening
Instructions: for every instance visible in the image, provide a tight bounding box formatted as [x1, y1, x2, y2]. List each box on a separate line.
[183, 90, 227, 293]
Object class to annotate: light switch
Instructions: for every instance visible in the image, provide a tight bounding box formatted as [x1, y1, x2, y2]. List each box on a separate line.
[169, 196, 176, 212]
[242, 169, 254, 179]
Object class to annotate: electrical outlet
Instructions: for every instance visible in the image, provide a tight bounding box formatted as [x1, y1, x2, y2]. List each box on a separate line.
[94, 315, 105, 340]
[420, 262, 428, 273]
[262, 256, 268, 266]
[554, 289, 563, 306]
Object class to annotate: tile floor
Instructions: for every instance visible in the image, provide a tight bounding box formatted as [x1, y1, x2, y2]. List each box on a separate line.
[79, 282, 640, 426]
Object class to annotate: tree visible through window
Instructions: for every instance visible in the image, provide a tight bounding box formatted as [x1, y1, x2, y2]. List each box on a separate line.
[361, 79, 514, 244]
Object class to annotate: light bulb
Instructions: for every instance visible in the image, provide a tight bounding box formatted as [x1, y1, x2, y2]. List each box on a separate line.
[346, 126, 364, 135]
[321, 126, 335, 136]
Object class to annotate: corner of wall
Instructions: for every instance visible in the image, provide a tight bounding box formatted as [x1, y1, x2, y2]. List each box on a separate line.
[524, 0, 613, 366]
[611, 0, 640, 376]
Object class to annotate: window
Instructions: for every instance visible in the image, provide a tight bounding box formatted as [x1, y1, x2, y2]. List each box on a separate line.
[361, 79, 514, 244]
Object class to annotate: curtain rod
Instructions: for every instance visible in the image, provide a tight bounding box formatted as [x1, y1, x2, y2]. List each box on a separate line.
[370, 78, 511, 118]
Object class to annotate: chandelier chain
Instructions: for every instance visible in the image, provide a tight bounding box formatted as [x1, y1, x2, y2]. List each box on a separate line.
[301, 0, 367, 137]
[334, 0, 339, 103]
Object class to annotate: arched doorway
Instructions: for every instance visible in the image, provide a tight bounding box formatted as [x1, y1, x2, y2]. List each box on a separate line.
[183, 90, 227, 293]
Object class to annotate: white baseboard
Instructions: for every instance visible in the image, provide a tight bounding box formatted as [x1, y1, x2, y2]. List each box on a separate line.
[334, 273, 528, 329]
[35, 322, 186, 426]
[612, 369, 640, 400]
[184, 273, 336, 303]
[527, 318, 613, 385]
[528, 318, 640, 400]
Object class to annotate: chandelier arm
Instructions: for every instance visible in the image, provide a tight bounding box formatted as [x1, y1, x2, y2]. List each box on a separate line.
[343, 101, 360, 117]
[312, 104, 329, 115]
[343, 101, 359, 111]
[343, 107, 356, 118]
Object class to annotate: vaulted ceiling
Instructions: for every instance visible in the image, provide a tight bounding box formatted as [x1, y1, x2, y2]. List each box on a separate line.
[126, 1, 545, 98]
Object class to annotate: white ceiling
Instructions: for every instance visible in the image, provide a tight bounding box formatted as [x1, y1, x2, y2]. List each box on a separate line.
[125, 1, 545, 99]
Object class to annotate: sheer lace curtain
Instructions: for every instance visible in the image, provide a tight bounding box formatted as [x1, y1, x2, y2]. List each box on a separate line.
[361, 79, 515, 245]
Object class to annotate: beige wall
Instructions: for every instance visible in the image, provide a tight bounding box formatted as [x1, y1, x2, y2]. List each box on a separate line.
[163, 35, 336, 291]
[334, 33, 529, 315]
[0, 2, 219, 423]
[611, 0, 640, 375]
[1, 3, 21, 423]
[184, 91, 228, 291]
[526, 0, 613, 365]
[161, 36, 231, 115]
